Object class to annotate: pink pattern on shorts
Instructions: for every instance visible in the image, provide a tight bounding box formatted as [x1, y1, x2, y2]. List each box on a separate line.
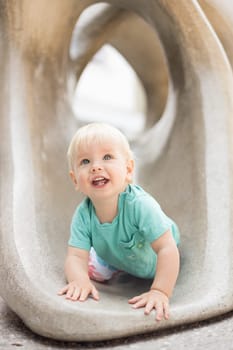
[88, 248, 119, 282]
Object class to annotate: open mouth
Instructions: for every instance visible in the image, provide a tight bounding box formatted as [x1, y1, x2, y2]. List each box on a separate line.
[92, 177, 109, 187]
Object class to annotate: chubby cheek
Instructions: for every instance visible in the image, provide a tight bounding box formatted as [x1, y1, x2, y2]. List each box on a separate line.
[112, 166, 129, 183]
[75, 173, 90, 193]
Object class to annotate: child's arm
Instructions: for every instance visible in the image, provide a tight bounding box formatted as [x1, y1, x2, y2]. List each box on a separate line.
[128, 230, 180, 321]
[58, 246, 99, 301]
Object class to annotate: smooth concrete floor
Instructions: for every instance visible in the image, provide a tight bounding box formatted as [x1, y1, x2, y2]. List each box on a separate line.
[1, 297, 233, 350]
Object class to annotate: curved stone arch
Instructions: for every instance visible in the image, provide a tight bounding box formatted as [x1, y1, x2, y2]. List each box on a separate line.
[70, 4, 169, 130]
[0, 0, 233, 342]
[198, 0, 233, 68]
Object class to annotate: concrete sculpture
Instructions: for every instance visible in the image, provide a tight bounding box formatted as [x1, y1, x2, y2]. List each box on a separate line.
[0, 0, 233, 342]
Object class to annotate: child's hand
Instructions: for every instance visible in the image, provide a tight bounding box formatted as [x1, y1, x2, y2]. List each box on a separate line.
[58, 280, 99, 302]
[128, 289, 169, 321]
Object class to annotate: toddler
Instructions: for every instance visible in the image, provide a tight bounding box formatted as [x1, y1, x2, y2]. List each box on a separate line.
[58, 123, 180, 321]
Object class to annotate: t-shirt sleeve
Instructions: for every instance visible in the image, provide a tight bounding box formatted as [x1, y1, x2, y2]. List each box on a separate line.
[68, 201, 92, 251]
[134, 194, 174, 243]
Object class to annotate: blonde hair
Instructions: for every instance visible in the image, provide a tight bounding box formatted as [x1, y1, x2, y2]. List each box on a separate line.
[67, 123, 134, 171]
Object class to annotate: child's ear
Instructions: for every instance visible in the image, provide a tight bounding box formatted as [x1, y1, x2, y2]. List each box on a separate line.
[69, 170, 79, 190]
[126, 159, 134, 183]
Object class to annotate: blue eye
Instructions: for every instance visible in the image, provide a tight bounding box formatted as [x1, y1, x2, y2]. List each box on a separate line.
[80, 159, 90, 165]
[103, 154, 112, 160]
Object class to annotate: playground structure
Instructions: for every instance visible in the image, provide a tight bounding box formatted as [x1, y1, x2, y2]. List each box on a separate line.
[0, 0, 233, 342]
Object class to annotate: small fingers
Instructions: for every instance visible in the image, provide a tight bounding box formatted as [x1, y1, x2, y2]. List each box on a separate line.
[58, 283, 99, 302]
[155, 301, 164, 321]
[91, 286, 100, 301]
[129, 291, 170, 321]
[128, 295, 142, 304]
[57, 285, 69, 296]
[155, 300, 169, 321]
[163, 301, 170, 320]
[79, 286, 100, 301]
[79, 289, 90, 301]
[65, 286, 76, 300]
[131, 298, 147, 309]
[128, 293, 148, 304]
[67, 286, 83, 301]
[70, 287, 81, 301]
[58, 284, 82, 301]
[144, 299, 156, 315]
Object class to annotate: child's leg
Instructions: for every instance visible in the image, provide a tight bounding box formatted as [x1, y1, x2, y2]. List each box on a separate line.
[88, 247, 119, 282]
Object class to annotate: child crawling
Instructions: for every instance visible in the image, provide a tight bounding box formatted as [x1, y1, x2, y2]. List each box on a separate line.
[58, 123, 180, 321]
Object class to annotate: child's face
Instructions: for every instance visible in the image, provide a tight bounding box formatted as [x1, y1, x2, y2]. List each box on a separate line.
[70, 139, 134, 202]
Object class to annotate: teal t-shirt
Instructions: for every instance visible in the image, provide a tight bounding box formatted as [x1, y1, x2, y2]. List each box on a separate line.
[69, 184, 180, 279]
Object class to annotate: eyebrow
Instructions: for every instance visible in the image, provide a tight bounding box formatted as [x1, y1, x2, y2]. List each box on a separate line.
[78, 146, 116, 155]
[77, 154, 89, 160]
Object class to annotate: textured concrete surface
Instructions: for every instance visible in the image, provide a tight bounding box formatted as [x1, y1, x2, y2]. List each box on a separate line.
[1, 0, 233, 343]
[1, 296, 233, 350]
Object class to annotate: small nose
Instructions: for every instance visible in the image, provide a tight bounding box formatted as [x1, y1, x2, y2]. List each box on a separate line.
[91, 164, 102, 173]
